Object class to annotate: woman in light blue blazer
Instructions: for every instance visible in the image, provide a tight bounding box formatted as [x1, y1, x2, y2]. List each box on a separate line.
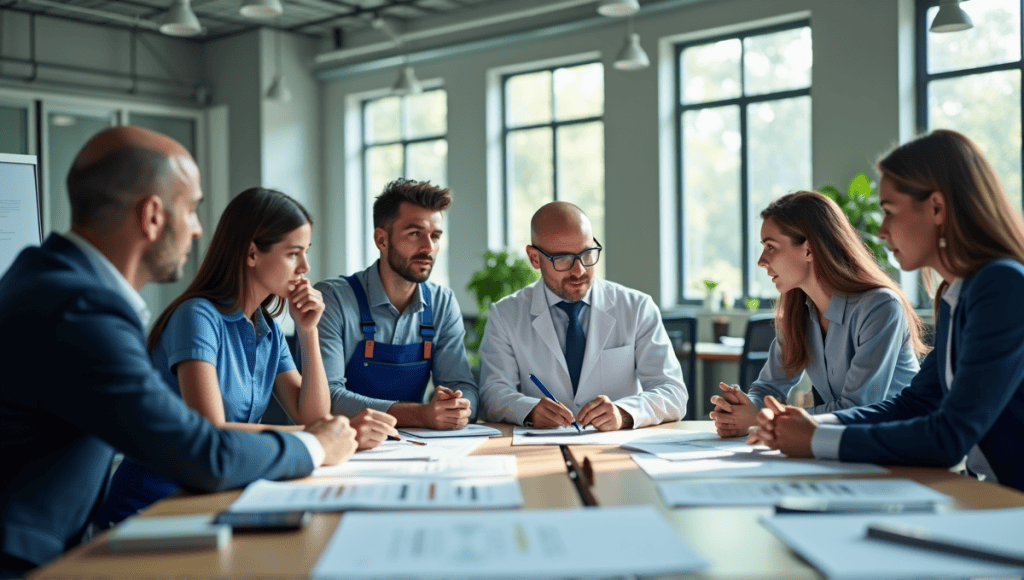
[710, 191, 927, 437]
[751, 129, 1024, 492]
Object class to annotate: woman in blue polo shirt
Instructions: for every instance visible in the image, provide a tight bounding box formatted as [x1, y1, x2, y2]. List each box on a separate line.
[95, 187, 393, 527]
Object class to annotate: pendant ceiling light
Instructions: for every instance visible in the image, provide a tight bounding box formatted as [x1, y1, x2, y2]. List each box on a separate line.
[160, 0, 202, 36]
[392, 65, 423, 96]
[266, 26, 292, 102]
[597, 0, 640, 17]
[614, 17, 649, 71]
[930, 0, 973, 32]
[241, 0, 284, 19]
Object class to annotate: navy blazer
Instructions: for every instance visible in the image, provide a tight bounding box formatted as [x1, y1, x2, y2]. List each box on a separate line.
[834, 259, 1024, 492]
[0, 234, 314, 567]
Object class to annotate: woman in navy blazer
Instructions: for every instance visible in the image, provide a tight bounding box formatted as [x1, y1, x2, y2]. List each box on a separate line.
[750, 129, 1024, 492]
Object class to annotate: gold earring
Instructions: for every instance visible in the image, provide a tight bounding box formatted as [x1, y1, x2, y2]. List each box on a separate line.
[939, 237, 947, 249]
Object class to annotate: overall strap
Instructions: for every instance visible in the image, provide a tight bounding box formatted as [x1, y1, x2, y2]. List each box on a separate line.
[419, 283, 435, 359]
[345, 275, 377, 359]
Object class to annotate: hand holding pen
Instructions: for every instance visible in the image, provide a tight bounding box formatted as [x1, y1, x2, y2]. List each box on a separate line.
[527, 374, 582, 432]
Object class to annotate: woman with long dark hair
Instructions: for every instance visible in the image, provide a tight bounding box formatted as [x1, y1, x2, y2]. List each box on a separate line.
[710, 190, 927, 437]
[95, 188, 395, 527]
[751, 130, 1024, 492]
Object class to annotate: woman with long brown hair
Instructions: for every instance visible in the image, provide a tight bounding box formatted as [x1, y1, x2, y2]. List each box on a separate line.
[710, 190, 927, 437]
[95, 188, 395, 527]
[750, 130, 1024, 492]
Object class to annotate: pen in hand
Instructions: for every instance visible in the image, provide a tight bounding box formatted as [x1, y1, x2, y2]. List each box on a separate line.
[529, 374, 582, 433]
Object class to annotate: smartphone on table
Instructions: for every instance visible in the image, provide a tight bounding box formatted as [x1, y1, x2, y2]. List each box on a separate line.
[213, 510, 311, 532]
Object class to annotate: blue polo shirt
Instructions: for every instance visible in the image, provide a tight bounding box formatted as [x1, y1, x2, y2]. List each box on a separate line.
[151, 297, 296, 423]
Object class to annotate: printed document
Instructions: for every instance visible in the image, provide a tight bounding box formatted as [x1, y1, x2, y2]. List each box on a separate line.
[762, 507, 1024, 580]
[512, 425, 658, 446]
[348, 436, 489, 461]
[229, 477, 523, 512]
[313, 455, 517, 479]
[659, 478, 951, 507]
[632, 451, 887, 479]
[312, 506, 708, 579]
[399, 424, 503, 438]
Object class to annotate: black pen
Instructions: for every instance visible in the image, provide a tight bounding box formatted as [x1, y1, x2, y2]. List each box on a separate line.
[866, 522, 1024, 566]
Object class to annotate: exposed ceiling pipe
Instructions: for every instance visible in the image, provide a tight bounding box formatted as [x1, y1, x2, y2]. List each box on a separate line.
[16, 0, 162, 30]
[315, 0, 595, 65]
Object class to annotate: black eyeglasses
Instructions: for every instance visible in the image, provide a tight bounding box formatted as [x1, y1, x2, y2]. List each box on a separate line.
[532, 239, 602, 271]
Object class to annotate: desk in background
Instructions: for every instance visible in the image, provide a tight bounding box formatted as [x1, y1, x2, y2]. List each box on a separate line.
[29, 422, 1024, 580]
[676, 342, 743, 418]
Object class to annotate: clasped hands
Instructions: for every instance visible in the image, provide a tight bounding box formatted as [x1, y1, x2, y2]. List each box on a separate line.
[744, 395, 817, 458]
[527, 395, 633, 431]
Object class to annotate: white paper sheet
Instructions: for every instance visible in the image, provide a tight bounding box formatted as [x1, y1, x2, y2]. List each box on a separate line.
[313, 455, 517, 479]
[348, 436, 489, 461]
[761, 507, 1024, 580]
[511, 425, 661, 446]
[312, 506, 708, 580]
[622, 432, 753, 460]
[398, 424, 503, 438]
[632, 452, 888, 479]
[659, 478, 951, 507]
[229, 477, 523, 512]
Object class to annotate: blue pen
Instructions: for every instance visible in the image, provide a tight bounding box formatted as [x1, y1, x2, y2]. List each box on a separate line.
[529, 374, 582, 433]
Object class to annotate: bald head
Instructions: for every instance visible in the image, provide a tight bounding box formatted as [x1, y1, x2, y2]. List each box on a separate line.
[67, 126, 195, 231]
[530, 201, 592, 246]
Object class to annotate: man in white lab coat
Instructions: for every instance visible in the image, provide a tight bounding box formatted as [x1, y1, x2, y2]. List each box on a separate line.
[478, 202, 688, 430]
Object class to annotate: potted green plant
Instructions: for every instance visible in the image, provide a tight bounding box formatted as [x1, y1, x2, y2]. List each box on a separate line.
[818, 173, 896, 276]
[465, 250, 539, 366]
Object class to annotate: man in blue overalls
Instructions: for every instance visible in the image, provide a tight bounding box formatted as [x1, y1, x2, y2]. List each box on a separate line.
[315, 179, 477, 429]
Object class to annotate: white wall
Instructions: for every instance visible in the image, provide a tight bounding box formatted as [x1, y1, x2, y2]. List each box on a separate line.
[319, 0, 914, 312]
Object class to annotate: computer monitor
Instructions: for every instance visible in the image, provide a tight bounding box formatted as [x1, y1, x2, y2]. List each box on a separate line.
[0, 153, 43, 276]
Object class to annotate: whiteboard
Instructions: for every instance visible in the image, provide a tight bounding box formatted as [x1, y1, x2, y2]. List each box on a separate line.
[0, 154, 43, 276]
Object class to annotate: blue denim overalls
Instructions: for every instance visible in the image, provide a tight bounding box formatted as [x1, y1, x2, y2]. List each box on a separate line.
[342, 275, 434, 402]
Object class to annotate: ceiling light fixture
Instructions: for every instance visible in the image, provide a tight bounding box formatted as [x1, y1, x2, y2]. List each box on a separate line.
[159, 0, 202, 37]
[391, 65, 423, 96]
[930, 0, 973, 32]
[597, 0, 640, 17]
[614, 18, 649, 71]
[241, 0, 284, 19]
[266, 25, 292, 102]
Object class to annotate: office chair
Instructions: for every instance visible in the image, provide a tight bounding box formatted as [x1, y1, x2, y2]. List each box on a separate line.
[738, 313, 776, 390]
[662, 314, 697, 419]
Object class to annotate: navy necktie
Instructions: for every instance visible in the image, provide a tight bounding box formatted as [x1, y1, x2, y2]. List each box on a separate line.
[556, 300, 586, 395]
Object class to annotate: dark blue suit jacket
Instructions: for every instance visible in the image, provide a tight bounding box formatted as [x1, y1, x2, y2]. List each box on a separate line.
[834, 259, 1024, 492]
[0, 234, 314, 567]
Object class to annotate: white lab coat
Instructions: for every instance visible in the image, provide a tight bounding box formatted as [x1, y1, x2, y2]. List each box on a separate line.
[478, 278, 688, 427]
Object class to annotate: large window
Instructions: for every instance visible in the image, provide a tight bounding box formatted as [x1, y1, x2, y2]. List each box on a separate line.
[917, 0, 1023, 212]
[677, 23, 812, 304]
[502, 61, 604, 275]
[362, 89, 449, 285]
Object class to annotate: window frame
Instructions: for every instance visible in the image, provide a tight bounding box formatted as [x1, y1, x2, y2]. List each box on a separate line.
[500, 61, 604, 248]
[674, 19, 812, 305]
[359, 88, 449, 264]
[914, 0, 1023, 213]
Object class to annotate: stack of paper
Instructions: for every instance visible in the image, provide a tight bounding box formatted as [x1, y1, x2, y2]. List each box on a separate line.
[312, 506, 708, 579]
[761, 507, 1024, 580]
[229, 477, 524, 512]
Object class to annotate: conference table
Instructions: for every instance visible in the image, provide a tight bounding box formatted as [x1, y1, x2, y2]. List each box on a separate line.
[30, 422, 1024, 579]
